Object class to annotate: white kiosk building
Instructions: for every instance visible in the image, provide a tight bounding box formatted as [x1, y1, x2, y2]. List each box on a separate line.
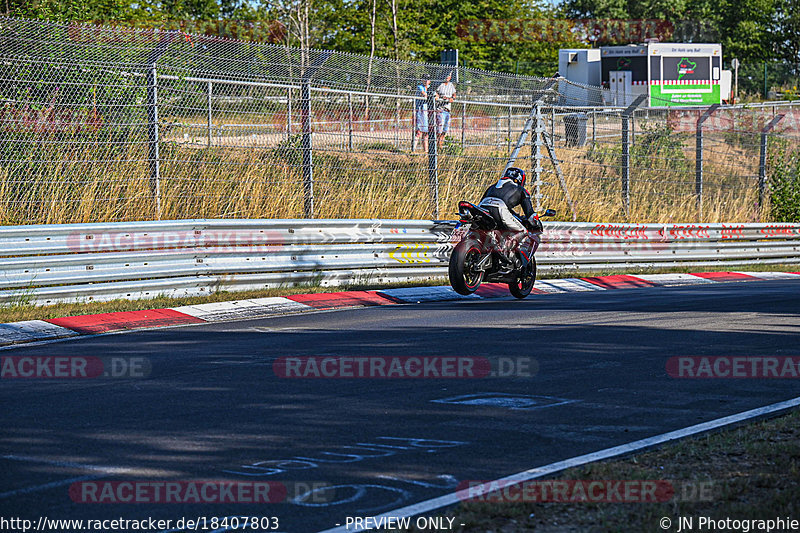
[559, 42, 732, 107]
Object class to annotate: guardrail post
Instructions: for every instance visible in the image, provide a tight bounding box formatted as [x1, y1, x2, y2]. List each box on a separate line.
[759, 114, 785, 208]
[621, 94, 647, 217]
[301, 80, 314, 217]
[427, 90, 438, 217]
[695, 104, 719, 219]
[348, 92, 354, 152]
[146, 63, 162, 219]
[206, 81, 213, 148]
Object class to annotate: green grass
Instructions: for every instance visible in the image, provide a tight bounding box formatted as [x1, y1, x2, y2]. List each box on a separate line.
[379, 408, 800, 532]
[1, 263, 797, 324]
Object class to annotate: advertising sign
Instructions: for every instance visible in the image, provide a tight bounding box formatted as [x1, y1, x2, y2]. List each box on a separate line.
[648, 43, 722, 106]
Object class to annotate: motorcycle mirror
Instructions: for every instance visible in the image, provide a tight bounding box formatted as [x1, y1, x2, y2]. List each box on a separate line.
[542, 209, 556, 217]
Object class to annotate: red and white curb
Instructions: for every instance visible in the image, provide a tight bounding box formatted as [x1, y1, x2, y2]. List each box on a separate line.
[1, 271, 798, 348]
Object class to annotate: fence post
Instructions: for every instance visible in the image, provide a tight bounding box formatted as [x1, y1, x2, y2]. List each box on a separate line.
[501, 79, 558, 212]
[146, 63, 161, 219]
[591, 109, 596, 147]
[348, 92, 353, 152]
[411, 99, 416, 151]
[427, 90, 438, 217]
[504, 78, 556, 172]
[759, 114, 785, 208]
[621, 94, 647, 217]
[695, 104, 720, 219]
[542, 128, 578, 221]
[461, 101, 466, 149]
[301, 81, 314, 217]
[206, 81, 213, 148]
[507, 106, 513, 155]
[287, 87, 292, 141]
[395, 98, 401, 149]
[531, 104, 544, 212]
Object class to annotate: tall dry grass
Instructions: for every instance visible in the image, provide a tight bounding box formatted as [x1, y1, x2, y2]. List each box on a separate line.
[0, 124, 773, 225]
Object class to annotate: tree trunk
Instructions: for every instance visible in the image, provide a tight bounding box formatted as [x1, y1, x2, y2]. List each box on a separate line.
[365, 0, 377, 122]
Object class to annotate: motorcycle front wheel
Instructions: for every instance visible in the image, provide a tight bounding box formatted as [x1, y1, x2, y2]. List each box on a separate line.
[508, 256, 536, 299]
[449, 239, 484, 295]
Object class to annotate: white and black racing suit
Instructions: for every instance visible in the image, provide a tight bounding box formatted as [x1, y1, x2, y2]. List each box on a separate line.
[478, 177, 535, 267]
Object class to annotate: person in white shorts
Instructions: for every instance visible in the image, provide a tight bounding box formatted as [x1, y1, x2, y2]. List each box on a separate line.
[435, 72, 456, 149]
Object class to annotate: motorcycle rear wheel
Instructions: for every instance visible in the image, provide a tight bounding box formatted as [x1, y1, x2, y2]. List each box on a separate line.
[449, 239, 484, 295]
[508, 256, 536, 299]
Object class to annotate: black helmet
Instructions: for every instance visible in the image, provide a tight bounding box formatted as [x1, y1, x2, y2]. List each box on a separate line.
[503, 167, 526, 187]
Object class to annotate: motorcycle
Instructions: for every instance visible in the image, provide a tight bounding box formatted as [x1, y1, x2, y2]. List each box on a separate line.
[448, 201, 556, 299]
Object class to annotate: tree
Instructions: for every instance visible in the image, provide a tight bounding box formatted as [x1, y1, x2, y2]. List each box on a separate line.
[562, 0, 778, 65]
[6, 0, 144, 20]
[774, 0, 800, 72]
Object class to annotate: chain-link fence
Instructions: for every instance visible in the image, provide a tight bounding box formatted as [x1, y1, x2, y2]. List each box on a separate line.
[550, 81, 800, 222]
[2, 17, 799, 225]
[727, 60, 800, 100]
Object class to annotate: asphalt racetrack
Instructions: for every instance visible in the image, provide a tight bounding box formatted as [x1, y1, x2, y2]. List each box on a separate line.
[2, 280, 800, 532]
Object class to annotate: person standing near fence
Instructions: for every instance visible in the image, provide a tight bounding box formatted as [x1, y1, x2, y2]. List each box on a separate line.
[435, 72, 457, 150]
[414, 74, 431, 152]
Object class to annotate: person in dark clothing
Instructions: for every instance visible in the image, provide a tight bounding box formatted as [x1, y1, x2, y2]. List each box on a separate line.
[478, 166, 536, 269]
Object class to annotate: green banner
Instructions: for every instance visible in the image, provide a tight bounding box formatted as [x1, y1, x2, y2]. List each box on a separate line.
[649, 84, 720, 106]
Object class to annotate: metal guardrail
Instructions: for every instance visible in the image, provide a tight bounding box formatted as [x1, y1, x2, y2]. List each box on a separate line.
[2, 219, 800, 305]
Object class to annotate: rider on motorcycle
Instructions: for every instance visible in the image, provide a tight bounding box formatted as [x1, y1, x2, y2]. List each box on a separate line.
[477, 166, 536, 270]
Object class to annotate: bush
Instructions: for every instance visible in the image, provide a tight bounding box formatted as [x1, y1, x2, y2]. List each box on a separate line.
[586, 123, 691, 175]
[769, 138, 800, 222]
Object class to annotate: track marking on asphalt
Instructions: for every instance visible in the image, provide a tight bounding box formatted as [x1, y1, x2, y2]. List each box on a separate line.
[430, 393, 576, 410]
[0, 454, 130, 499]
[535, 278, 606, 293]
[0, 475, 108, 499]
[2, 454, 129, 473]
[316, 395, 800, 533]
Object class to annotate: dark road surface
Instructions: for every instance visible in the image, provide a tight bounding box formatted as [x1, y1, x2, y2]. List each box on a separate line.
[2, 280, 799, 532]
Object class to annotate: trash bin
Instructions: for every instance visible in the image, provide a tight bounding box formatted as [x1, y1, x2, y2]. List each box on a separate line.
[564, 113, 588, 147]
